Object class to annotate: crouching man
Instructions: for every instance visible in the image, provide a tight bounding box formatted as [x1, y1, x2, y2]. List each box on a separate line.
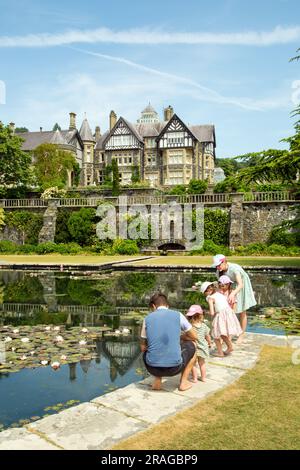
[140, 293, 197, 391]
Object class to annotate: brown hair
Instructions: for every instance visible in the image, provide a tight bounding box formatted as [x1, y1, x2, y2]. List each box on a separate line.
[188, 312, 204, 324]
[149, 293, 168, 308]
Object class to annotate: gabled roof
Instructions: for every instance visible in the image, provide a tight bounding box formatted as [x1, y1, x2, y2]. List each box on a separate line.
[102, 117, 144, 148]
[19, 129, 84, 151]
[79, 118, 95, 142]
[94, 130, 110, 151]
[189, 125, 216, 145]
[156, 113, 197, 141]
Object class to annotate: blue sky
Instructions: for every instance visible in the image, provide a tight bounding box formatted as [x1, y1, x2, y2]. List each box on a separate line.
[0, 0, 299, 157]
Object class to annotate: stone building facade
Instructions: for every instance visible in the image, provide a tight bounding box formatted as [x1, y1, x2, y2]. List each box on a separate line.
[17, 104, 216, 188]
[95, 104, 216, 188]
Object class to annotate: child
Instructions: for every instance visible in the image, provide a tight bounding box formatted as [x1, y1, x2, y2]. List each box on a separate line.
[200, 281, 242, 357]
[186, 305, 212, 382]
[218, 275, 237, 312]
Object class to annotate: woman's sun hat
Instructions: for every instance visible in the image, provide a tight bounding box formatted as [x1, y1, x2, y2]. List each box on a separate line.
[200, 281, 215, 294]
[218, 275, 233, 285]
[212, 254, 226, 268]
[186, 305, 203, 317]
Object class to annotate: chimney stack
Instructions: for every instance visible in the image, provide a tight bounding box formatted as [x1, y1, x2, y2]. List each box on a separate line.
[40, 127, 43, 132]
[164, 105, 174, 121]
[95, 126, 101, 141]
[69, 112, 77, 130]
[109, 110, 117, 131]
[9, 122, 15, 133]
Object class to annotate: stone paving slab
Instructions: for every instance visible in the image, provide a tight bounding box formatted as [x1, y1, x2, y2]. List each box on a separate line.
[205, 363, 245, 384]
[208, 349, 259, 370]
[28, 402, 147, 450]
[153, 376, 223, 399]
[0, 428, 59, 450]
[92, 383, 194, 424]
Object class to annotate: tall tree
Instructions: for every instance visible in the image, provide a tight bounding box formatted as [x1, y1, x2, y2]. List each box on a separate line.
[111, 158, 120, 196]
[52, 123, 62, 131]
[15, 127, 29, 133]
[33, 143, 76, 190]
[0, 123, 32, 187]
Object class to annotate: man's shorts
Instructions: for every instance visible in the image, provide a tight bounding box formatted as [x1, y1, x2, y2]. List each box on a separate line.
[143, 340, 196, 378]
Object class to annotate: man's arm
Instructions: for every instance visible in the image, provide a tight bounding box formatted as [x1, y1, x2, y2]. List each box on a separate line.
[140, 319, 147, 352]
[140, 338, 148, 352]
[181, 328, 197, 342]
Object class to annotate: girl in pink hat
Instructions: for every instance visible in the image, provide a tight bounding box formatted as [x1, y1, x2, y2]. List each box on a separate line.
[201, 282, 242, 357]
[186, 305, 212, 382]
[218, 275, 237, 311]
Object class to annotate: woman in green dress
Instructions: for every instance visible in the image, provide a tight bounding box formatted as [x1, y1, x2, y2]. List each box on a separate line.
[212, 254, 257, 338]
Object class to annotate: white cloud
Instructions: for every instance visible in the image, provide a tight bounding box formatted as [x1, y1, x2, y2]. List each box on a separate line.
[0, 25, 300, 47]
[70, 48, 291, 112]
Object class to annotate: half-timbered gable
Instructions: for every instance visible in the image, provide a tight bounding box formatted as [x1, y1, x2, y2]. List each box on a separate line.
[156, 114, 196, 149]
[104, 118, 143, 151]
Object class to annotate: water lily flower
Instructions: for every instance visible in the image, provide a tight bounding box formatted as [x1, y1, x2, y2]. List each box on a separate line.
[79, 340, 87, 346]
[30, 351, 35, 356]
[20, 355, 27, 360]
[55, 336, 64, 342]
[115, 330, 121, 335]
[53, 326, 60, 331]
[4, 337, 12, 342]
[40, 360, 48, 366]
[21, 338, 30, 343]
[122, 328, 130, 334]
[60, 355, 67, 360]
[51, 361, 60, 370]
[11, 347, 16, 352]
[81, 328, 88, 333]
[45, 326, 51, 331]
[13, 329, 19, 334]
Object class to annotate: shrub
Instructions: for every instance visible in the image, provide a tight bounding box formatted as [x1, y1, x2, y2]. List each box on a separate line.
[168, 185, 187, 195]
[190, 240, 231, 256]
[55, 242, 82, 254]
[55, 209, 72, 244]
[188, 179, 208, 194]
[204, 209, 229, 245]
[17, 244, 37, 253]
[4, 211, 43, 245]
[268, 225, 297, 247]
[112, 239, 140, 255]
[67, 208, 96, 246]
[0, 240, 17, 253]
[35, 242, 58, 254]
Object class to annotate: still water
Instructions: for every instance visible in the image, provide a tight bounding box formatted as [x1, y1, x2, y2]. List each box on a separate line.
[0, 269, 299, 429]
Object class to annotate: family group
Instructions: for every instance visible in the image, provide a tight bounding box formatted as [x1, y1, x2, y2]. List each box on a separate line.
[140, 255, 257, 391]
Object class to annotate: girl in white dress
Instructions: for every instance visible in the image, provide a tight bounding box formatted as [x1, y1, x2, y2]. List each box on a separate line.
[200, 281, 242, 357]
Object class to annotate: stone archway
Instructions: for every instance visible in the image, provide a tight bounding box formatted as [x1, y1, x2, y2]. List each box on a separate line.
[157, 242, 186, 251]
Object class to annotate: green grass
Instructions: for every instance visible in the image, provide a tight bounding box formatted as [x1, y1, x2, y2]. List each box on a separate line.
[113, 346, 300, 450]
[131, 255, 300, 267]
[0, 254, 299, 267]
[0, 254, 142, 265]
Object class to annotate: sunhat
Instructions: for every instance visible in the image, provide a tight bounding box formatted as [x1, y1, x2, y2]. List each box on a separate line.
[200, 281, 215, 294]
[218, 275, 233, 285]
[186, 305, 203, 317]
[211, 254, 226, 268]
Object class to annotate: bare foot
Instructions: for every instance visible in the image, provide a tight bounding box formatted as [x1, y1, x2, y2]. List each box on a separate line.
[198, 377, 206, 382]
[189, 378, 198, 383]
[211, 352, 224, 357]
[224, 349, 233, 356]
[179, 381, 193, 391]
[151, 377, 162, 391]
[235, 334, 244, 345]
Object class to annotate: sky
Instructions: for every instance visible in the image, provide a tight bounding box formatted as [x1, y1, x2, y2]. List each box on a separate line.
[0, 0, 299, 158]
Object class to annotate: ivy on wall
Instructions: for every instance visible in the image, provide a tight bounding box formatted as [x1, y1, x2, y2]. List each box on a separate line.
[4, 211, 43, 244]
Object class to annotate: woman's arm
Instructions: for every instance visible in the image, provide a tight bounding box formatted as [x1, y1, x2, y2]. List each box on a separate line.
[229, 272, 244, 303]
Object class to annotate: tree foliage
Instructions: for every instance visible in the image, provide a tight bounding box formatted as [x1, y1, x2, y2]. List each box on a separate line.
[67, 208, 96, 246]
[0, 123, 32, 187]
[111, 159, 120, 196]
[33, 143, 76, 190]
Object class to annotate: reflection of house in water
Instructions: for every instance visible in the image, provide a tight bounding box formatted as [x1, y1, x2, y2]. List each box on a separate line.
[100, 339, 141, 380]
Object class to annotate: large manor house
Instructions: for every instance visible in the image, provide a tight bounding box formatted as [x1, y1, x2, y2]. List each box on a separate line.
[19, 104, 217, 188]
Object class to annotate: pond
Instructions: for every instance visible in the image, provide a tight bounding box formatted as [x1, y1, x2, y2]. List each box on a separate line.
[0, 268, 299, 430]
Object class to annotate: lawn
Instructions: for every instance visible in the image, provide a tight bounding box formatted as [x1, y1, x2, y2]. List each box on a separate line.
[0, 254, 299, 267]
[131, 255, 300, 267]
[0, 254, 143, 265]
[113, 346, 300, 450]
